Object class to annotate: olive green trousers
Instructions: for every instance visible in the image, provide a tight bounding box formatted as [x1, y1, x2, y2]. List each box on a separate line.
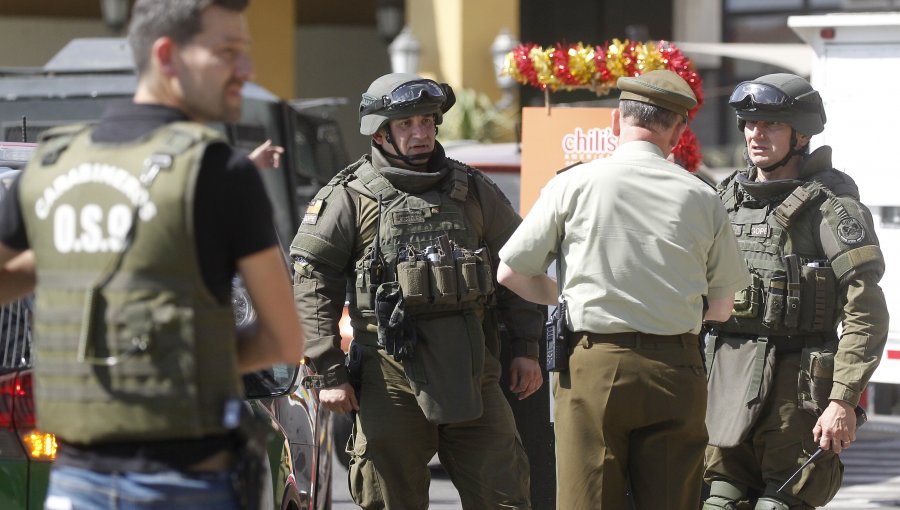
[554, 332, 708, 510]
[705, 355, 844, 508]
[348, 346, 531, 510]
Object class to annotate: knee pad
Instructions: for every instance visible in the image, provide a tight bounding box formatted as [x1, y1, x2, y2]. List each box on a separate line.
[703, 479, 746, 510]
[754, 497, 791, 510]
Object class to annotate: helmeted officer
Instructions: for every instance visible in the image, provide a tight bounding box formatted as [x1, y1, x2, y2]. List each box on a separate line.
[703, 73, 890, 509]
[290, 72, 543, 509]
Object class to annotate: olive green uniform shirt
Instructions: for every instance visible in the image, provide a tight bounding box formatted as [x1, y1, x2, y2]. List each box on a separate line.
[500, 141, 749, 335]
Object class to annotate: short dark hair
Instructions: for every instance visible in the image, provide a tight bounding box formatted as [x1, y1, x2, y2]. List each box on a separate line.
[128, 0, 249, 74]
[619, 99, 683, 132]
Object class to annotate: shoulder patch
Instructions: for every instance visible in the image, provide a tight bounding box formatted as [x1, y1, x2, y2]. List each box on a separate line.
[837, 217, 866, 245]
[302, 199, 325, 225]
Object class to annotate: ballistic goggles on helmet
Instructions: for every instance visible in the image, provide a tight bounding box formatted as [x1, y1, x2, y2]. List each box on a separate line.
[360, 79, 449, 117]
[728, 81, 821, 113]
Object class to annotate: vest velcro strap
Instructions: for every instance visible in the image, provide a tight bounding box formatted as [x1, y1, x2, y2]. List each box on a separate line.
[773, 186, 819, 229]
[831, 245, 884, 282]
[290, 232, 349, 269]
[356, 167, 398, 201]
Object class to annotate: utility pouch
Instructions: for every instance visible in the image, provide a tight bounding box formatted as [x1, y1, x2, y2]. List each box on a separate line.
[784, 254, 801, 329]
[733, 273, 762, 318]
[799, 263, 837, 332]
[705, 336, 776, 447]
[763, 275, 787, 327]
[427, 254, 458, 305]
[798, 348, 835, 415]
[397, 259, 430, 306]
[456, 252, 481, 303]
[475, 247, 495, 296]
[545, 300, 569, 372]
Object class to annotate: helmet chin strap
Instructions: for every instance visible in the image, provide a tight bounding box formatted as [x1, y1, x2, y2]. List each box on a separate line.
[375, 124, 435, 168]
[756, 129, 805, 174]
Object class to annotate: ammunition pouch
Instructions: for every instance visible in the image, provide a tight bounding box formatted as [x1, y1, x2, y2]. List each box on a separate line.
[727, 262, 838, 337]
[357, 245, 494, 317]
[394, 245, 494, 312]
[705, 335, 776, 447]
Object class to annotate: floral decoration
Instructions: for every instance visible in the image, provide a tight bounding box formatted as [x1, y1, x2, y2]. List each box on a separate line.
[504, 39, 705, 171]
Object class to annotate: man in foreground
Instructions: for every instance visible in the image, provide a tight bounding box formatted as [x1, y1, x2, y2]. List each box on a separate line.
[0, 1, 303, 508]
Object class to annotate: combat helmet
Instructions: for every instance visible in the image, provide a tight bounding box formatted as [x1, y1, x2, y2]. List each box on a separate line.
[359, 73, 456, 136]
[728, 73, 826, 136]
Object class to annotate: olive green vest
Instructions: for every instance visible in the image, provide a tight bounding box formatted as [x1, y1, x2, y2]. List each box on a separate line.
[349, 162, 493, 319]
[342, 158, 495, 423]
[718, 165, 879, 339]
[19, 122, 242, 443]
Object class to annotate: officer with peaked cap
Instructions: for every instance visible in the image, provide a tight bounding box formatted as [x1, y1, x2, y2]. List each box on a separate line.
[498, 69, 749, 509]
[290, 72, 544, 509]
[702, 74, 889, 510]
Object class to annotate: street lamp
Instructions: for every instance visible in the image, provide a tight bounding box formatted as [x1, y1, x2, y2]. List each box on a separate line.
[100, 0, 130, 32]
[491, 27, 519, 110]
[376, 0, 405, 44]
[389, 26, 421, 74]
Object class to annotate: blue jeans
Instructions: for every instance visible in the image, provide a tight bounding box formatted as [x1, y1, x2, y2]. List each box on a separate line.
[44, 465, 239, 510]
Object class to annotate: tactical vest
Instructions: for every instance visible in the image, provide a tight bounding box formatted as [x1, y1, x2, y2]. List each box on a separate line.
[719, 172, 859, 339]
[349, 162, 494, 320]
[19, 122, 242, 444]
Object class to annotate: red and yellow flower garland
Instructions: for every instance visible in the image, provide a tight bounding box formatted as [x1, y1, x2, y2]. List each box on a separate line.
[504, 39, 704, 171]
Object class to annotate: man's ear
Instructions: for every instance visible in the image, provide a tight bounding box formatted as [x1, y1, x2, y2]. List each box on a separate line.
[669, 120, 687, 151]
[611, 109, 621, 137]
[152, 37, 177, 77]
[795, 133, 812, 151]
[372, 131, 384, 145]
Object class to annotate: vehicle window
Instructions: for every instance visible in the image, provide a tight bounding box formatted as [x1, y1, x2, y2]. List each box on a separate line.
[291, 118, 318, 181]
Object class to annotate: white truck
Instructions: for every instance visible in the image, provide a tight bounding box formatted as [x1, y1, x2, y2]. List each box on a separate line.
[789, 13, 900, 413]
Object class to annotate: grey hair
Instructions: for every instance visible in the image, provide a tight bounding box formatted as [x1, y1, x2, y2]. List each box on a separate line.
[128, 0, 249, 75]
[619, 99, 684, 132]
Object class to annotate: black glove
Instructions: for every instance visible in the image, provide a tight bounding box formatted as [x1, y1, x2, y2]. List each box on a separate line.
[375, 282, 416, 361]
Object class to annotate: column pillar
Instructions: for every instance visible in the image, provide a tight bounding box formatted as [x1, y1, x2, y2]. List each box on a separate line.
[407, 0, 517, 103]
[246, 0, 296, 99]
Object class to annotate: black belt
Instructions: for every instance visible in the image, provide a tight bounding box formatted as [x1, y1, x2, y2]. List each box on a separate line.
[717, 332, 825, 355]
[577, 331, 697, 349]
